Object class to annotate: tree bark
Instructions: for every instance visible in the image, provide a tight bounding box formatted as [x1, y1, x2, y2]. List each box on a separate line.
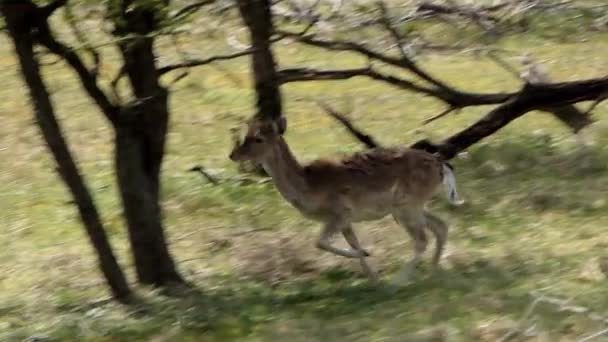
[235, 0, 282, 176]
[1, 2, 132, 302]
[111, 4, 184, 286]
[114, 111, 182, 286]
[237, 0, 283, 121]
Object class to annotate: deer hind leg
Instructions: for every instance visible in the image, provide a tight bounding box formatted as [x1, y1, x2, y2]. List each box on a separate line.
[342, 226, 379, 282]
[316, 219, 366, 258]
[392, 208, 428, 284]
[424, 211, 448, 270]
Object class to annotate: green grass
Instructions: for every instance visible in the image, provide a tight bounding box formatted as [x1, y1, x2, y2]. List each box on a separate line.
[2, 15, 608, 341]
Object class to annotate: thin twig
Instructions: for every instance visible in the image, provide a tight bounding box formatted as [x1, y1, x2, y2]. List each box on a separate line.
[486, 50, 522, 80]
[189, 165, 220, 185]
[377, 1, 410, 60]
[422, 106, 458, 125]
[165, 32, 193, 87]
[315, 100, 380, 149]
[63, 3, 101, 77]
[278, 66, 444, 99]
[110, 65, 126, 104]
[172, 0, 216, 21]
[167, 71, 190, 88]
[582, 94, 608, 116]
[158, 48, 255, 75]
[36, 19, 119, 124]
[279, 30, 515, 107]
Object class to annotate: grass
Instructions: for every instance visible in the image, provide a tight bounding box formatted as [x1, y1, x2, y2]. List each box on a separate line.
[2, 11, 608, 341]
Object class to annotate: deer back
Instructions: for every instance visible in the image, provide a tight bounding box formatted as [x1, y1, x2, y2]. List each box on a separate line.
[303, 147, 443, 204]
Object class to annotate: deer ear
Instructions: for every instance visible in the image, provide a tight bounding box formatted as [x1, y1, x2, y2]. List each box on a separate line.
[276, 116, 287, 135]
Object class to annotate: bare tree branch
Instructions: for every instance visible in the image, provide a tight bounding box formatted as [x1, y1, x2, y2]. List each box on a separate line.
[279, 67, 370, 83]
[171, 0, 216, 21]
[486, 50, 521, 80]
[189, 165, 219, 185]
[315, 100, 379, 149]
[278, 65, 514, 107]
[40, 0, 68, 19]
[278, 30, 449, 89]
[582, 94, 608, 116]
[521, 54, 594, 132]
[413, 76, 608, 159]
[63, 3, 101, 77]
[167, 70, 190, 88]
[312, 73, 608, 160]
[279, 31, 516, 107]
[110, 65, 126, 104]
[422, 106, 459, 125]
[34, 16, 118, 124]
[416, 1, 508, 19]
[377, 1, 411, 60]
[158, 48, 255, 75]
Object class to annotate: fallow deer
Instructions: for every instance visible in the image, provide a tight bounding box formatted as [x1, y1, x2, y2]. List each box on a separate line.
[229, 117, 463, 284]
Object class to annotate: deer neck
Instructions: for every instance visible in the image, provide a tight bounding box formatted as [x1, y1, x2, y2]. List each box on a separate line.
[261, 137, 309, 208]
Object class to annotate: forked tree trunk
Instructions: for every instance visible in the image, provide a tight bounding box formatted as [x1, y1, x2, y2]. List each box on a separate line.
[114, 103, 182, 286]
[113, 8, 184, 286]
[2, 3, 132, 302]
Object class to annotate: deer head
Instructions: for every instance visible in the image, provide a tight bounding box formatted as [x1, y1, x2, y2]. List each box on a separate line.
[229, 116, 287, 162]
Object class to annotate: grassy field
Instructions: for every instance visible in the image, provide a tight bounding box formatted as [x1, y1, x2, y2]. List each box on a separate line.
[2, 11, 608, 341]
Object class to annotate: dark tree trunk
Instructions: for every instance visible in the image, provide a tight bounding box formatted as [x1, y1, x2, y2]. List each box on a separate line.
[1, 2, 132, 302]
[114, 103, 182, 286]
[235, 0, 283, 176]
[236, 0, 283, 121]
[112, 5, 184, 286]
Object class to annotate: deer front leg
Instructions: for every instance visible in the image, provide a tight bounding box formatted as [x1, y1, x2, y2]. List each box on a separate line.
[342, 226, 379, 282]
[316, 220, 366, 258]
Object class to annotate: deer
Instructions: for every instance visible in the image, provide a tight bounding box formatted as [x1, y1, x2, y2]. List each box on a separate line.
[229, 116, 463, 284]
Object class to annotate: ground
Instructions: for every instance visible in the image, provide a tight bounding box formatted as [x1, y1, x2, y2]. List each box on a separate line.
[1, 9, 608, 342]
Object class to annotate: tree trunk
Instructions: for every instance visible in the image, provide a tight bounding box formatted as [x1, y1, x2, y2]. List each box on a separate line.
[115, 111, 182, 286]
[113, 7, 184, 286]
[236, 0, 282, 176]
[1, 3, 132, 302]
[237, 0, 283, 121]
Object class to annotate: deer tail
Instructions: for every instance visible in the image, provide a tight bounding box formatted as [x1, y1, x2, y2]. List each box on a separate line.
[441, 162, 464, 205]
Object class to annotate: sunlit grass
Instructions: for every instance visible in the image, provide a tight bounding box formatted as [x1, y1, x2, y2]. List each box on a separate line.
[1, 16, 608, 341]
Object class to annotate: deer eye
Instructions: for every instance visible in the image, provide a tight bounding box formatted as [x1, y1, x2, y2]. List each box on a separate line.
[253, 137, 264, 143]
